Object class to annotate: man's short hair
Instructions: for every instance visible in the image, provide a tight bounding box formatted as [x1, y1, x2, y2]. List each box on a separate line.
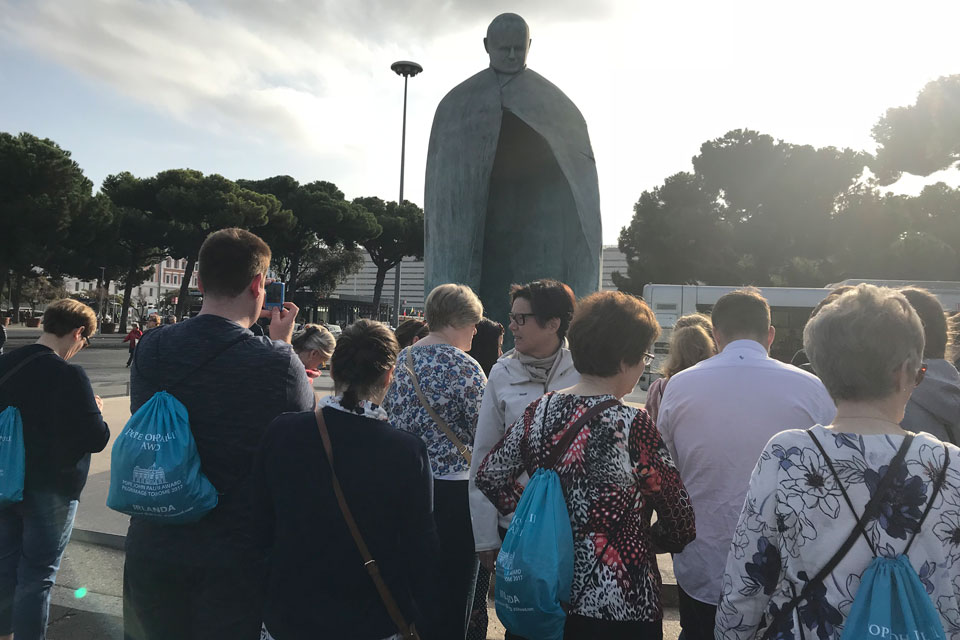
[510, 279, 577, 340]
[424, 284, 483, 330]
[711, 288, 770, 340]
[43, 299, 97, 338]
[198, 228, 272, 298]
[568, 291, 660, 377]
[900, 288, 948, 359]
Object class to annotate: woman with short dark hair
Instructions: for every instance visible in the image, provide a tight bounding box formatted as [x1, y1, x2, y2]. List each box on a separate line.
[469, 280, 581, 583]
[254, 319, 442, 639]
[477, 291, 696, 639]
[395, 318, 430, 349]
[0, 299, 109, 640]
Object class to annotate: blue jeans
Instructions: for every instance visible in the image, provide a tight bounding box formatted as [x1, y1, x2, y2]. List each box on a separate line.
[0, 491, 79, 639]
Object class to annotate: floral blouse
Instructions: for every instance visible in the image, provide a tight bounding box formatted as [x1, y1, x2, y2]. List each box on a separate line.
[717, 425, 960, 640]
[475, 392, 696, 622]
[382, 344, 486, 480]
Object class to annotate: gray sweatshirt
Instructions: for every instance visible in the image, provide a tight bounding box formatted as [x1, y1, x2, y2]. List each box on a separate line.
[902, 358, 960, 444]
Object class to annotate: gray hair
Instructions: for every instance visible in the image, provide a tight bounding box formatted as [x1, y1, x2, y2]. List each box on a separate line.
[804, 284, 924, 402]
[424, 284, 484, 331]
[292, 324, 336, 358]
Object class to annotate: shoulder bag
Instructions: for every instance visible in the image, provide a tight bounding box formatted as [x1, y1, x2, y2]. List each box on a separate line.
[402, 349, 472, 464]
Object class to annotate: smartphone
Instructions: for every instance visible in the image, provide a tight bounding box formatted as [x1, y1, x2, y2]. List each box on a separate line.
[264, 282, 285, 310]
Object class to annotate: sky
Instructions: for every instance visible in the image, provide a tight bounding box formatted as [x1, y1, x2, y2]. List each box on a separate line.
[2, 0, 959, 243]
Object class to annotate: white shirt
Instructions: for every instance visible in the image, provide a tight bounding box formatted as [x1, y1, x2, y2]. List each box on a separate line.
[468, 348, 580, 552]
[657, 339, 836, 605]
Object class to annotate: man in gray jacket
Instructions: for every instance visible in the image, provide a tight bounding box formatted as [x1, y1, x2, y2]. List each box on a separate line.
[901, 288, 960, 443]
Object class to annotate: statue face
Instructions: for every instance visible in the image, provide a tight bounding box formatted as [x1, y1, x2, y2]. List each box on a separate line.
[484, 20, 530, 75]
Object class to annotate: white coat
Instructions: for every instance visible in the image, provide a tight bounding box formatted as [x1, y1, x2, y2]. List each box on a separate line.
[468, 348, 580, 552]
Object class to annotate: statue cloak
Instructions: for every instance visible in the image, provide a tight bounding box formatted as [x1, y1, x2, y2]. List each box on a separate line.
[424, 67, 602, 310]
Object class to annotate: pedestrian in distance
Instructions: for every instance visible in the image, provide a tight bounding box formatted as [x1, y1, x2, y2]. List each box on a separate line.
[123, 228, 315, 640]
[476, 291, 696, 640]
[469, 279, 580, 588]
[395, 317, 430, 349]
[656, 288, 835, 640]
[382, 283, 487, 640]
[123, 322, 143, 367]
[644, 314, 716, 424]
[254, 320, 443, 640]
[0, 299, 109, 640]
[291, 323, 335, 380]
[716, 284, 960, 639]
[899, 287, 960, 444]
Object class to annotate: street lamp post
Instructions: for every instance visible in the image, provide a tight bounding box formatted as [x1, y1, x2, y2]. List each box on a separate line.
[390, 60, 422, 328]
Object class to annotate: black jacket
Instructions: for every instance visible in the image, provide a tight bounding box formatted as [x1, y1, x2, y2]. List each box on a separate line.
[0, 345, 110, 500]
[254, 406, 442, 640]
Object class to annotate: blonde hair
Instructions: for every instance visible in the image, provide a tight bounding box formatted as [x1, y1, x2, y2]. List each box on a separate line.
[292, 324, 335, 359]
[804, 284, 924, 401]
[424, 284, 483, 331]
[662, 324, 716, 378]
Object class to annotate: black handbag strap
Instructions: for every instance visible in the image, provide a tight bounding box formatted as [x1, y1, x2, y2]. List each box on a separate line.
[0, 351, 56, 391]
[761, 430, 915, 640]
[542, 396, 620, 470]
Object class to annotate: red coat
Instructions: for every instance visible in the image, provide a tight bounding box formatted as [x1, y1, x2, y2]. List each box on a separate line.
[123, 328, 143, 346]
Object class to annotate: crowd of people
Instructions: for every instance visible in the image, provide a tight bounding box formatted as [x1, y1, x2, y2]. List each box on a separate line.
[3, 225, 960, 640]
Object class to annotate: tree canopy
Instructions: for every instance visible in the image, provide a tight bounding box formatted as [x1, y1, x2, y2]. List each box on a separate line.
[872, 75, 960, 185]
[353, 197, 425, 317]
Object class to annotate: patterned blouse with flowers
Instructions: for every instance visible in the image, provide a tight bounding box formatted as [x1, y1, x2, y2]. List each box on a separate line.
[475, 392, 696, 622]
[382, 344, 486, 480]
[717, 425, 960, 640]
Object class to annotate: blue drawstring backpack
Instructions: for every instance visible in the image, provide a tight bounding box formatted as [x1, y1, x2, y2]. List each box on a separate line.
[763, 432, 949, 640]
[107, 334, 246, 523]
[0, 352, 54, 508]
[496, 397, 618, 640]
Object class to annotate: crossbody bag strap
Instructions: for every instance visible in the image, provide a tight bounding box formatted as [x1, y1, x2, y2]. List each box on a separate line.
[761, 431, 915, 640]
[542, 397, 620, 470]
[543, 396, 625, 609]
[402, 349, 471, 464]
[315, 409, 420, 640]
[0, 351, 56, 390]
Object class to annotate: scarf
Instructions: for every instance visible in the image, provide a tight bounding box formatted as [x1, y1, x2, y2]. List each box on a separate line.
[511, 342, 564, 390]
[318, 394, 389, 422]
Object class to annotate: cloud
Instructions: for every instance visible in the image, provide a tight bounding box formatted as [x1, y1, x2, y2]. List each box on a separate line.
[0, 0, 614, 153]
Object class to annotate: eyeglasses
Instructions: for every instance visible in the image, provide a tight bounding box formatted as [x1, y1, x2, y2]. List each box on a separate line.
[82, 335, 91, 349]
[916, 363, 927, 387]
[643, 352, 655, 367]
[508, 312, 537, 326]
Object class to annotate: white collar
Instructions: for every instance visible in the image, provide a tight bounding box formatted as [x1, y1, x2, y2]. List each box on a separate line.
[319, 394, 388, 421]
[720, 339, 769, 358]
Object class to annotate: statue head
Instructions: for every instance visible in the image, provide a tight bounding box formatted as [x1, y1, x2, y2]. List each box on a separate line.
[484, 13, 531, 75]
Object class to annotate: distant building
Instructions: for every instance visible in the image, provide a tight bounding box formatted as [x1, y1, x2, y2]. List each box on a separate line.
[600, 245, 628, 291]
[328, 246, 626, 312]
[64, 258, 198, 310]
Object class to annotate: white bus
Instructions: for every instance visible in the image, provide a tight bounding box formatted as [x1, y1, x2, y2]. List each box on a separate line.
[639, 280, 960, 387]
